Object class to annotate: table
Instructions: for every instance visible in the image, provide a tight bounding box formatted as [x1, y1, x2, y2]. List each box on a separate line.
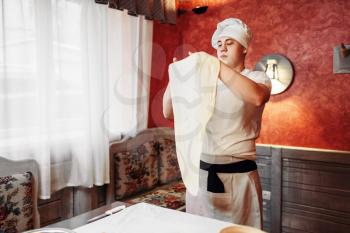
[48, 201, 126, 229]
[73, 202, 233, 233]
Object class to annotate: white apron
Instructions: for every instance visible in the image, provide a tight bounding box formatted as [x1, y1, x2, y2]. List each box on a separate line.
[186, 154, 263, 229]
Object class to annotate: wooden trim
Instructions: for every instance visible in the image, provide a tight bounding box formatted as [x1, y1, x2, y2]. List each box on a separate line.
[256, 144, 272, 156]
[256, 143, 350, 154]
[282, 147, 350, 164]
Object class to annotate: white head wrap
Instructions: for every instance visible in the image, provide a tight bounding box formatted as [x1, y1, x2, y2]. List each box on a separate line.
[211, 18, 252, 49]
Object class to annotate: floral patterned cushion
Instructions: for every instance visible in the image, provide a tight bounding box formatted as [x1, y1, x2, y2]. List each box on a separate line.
[0, 172, 33, 233]
[125, 181, 186, 211]
[114, 141, 158, 200]
[157, 138, 181, 184]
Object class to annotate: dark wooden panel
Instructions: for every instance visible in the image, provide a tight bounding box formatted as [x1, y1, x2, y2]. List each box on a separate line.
[38, 186, 106, 226]
[262, 205, 271, 223]
[73, 186, 102, 215]
[282, 226, 316, 233]
[260, 181, 271, 192]
[38, 188, 73, 226]
[280, 147, 350, 233]
[257, 147, 272, 233]
[96, 185, 107, 207]
[283, 181, 350, 196]
[282, 147, 350, 165]
[257, 154, 271, 189]
[271, 147, 282, 233]
[283, 159, 350, 173]
[38, 200, 62, 225]
[256, 145, 272, 156]
[257, 157, 271, 179]
[282, 211, 350, 233]
[283, 160, 350, 190]
[283, 202, 350, 225]
[262, 201, 271, 233]
[282, 185, 350, 214]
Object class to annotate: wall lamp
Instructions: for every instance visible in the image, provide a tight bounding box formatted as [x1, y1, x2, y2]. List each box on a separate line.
[255, 54, 294, 95]
[178, 0, 208, 15]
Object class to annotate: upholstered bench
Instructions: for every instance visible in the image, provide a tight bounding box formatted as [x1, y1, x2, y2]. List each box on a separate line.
[123, 180, 186, 211]
[0, 157, 40, 232]
[108, 128, 186, 211]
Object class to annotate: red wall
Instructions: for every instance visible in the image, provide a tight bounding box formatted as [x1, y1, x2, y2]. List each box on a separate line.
[148, 0, 350, 151]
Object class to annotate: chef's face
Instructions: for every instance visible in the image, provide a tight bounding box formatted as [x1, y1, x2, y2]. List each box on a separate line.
[216, 36, 246, 69]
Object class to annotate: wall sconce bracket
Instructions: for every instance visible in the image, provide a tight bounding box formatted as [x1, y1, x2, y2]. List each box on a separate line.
[333, 44, 350, 74]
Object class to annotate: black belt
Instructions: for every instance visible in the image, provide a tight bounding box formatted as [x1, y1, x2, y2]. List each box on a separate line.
[200, 160, 257, 193]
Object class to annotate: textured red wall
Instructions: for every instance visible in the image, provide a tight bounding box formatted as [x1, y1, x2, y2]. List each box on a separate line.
[148, 0, 350, 151]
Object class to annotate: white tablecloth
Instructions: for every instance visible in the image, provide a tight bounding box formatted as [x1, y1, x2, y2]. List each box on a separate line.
[74, 203, 233, 233]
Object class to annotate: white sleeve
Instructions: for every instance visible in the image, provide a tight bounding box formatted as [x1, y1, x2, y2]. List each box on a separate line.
[249, 71, 272, 91]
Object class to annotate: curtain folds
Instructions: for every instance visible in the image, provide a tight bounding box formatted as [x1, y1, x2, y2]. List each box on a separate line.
[0, 0, 152, 198]
[107, 9, 152, 140]
[96, 0, 176, 24]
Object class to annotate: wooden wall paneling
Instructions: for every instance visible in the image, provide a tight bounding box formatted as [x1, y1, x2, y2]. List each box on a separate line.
[38, 185, 107, 226]
[96, 184, 107, 207]
[38, 187, 73, 226]
[73, 186, 100, 216]
[270, 146, 282, 233]
[256, 145, 272, 232]
[106, 145, 116, 204]
[281, 147, 350, 233]
[37, 145, 350, 232]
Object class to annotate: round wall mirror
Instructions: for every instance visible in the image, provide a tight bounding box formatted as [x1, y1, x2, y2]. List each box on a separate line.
[255, 54, 294, 95]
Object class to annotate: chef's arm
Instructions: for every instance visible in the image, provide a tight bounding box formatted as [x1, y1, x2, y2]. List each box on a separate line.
[219, 62, 270, 106]
[162, 83, 174, 119]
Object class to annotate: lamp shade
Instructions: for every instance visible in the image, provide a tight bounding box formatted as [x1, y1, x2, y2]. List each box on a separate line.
[255, 54, 294, 95]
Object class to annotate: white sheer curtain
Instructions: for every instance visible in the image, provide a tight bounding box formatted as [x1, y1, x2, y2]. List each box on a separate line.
[0, 0, 152, 198]
[107, 9, 152, 140]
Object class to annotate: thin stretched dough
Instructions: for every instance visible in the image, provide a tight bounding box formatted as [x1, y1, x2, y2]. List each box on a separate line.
[169, 52, 220, 195]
